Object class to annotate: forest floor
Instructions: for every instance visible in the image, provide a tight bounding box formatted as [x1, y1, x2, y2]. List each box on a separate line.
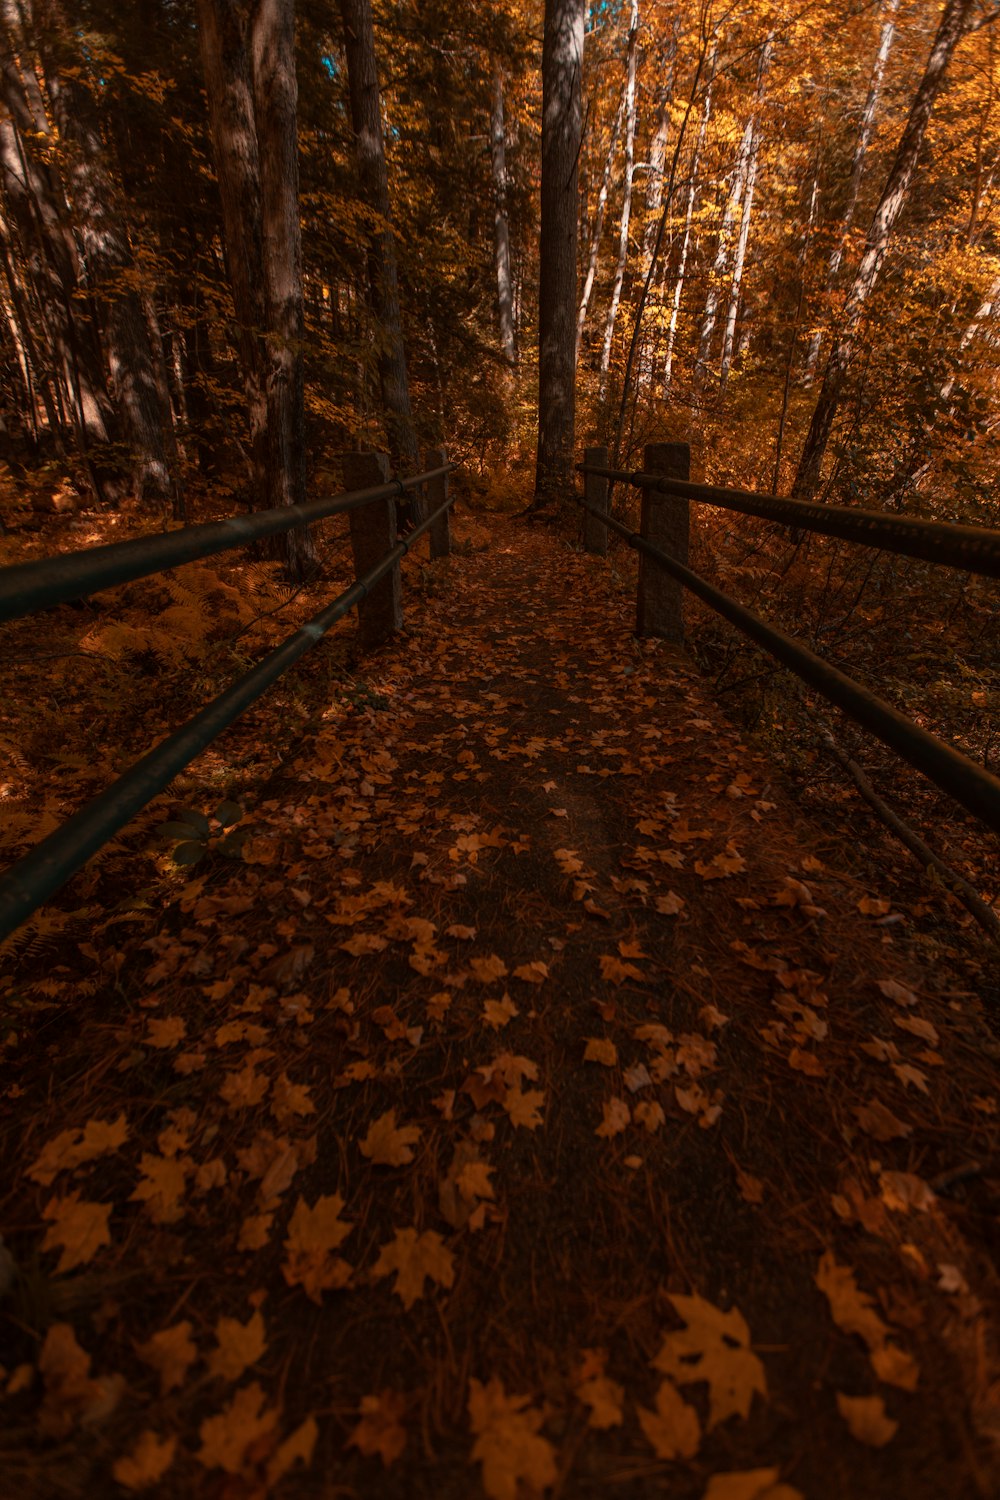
[2, 510, 1000, 1500]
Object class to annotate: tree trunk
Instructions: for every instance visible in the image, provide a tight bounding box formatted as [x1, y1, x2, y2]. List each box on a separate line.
[792, 0, 975, 499]
[719, 36, 770, 392]
[663, 49, 713, 395]
[491, 67, 517, 368]
[577, 91, 624, 360]
[533, 0, 584, 509]
[696, 115, 752, 377]
[598, 0, 639, 397]
[338, 0, 419, 503]
[805, 0, 898, 380]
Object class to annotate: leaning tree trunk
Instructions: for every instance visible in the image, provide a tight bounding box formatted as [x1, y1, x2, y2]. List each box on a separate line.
[792, 0, 975, 499]
[598, 0, 639, 397]
[491, 67, 517, 368]
[533, 0, 585, 509]
[805, 0, 898, 380]
[339, 0, 419, 497]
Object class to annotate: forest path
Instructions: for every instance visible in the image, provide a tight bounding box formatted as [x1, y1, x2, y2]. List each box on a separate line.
[5, 515, 1000, 1499]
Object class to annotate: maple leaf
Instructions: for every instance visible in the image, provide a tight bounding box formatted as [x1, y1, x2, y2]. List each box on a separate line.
[266, 1415, 319, 1485]
[282, 1194, 353, 1302]
[513, 960, 549, 984]
[360, 1110, 421, 1167]
[815, 1254, 889, 1349]
[41, 1192, 111, 1273]
[470, 954, 509, 983]
[638, 1378, 701, 1459]
[347, 1389, 407, 1466]
[373, 1227, 454, 1309]
[27, 1113, 129, 1186]
[653, 1293, 767, 1429]
[146, 1016, 186, 1048]
[112, 1431, 177, 1490]
[836, 1392, 898, 1447]
[130, 1153, 191, 1224]
[599, 953, 643, 984]
[574, 1351, 624, 1429]
[878, 1171, 935, 1214]
[787, 1047, 824, 1078]
[655, 891, 685, 915]
[595, 1098, 630, 1137]
[483, 994, 519, 1028]
[270, 1073, 315, 1122]
[584, 1037, 618, 1066]
[137, 1321, 198, 1395]
[207, 1311, 267, 1382]
[38, 1323, 123, 1437]
[220, 1062, 270, 1111]
[238, 1211, 274, 1252]
[703, 1469, 803, 1500]
[634, 1100, 665, 1133]
[503, 1086, 545, 1130]
[877, 978, 918, 1007]
[891, 1062, 929, 1093]
[695, 845, 746, 880]
[198, 1382, 280, 1474]
[853, 1099, 911, 1141]
[468, 1377, 557, 1500]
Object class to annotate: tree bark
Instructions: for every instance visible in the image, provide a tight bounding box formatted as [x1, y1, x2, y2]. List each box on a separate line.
[663, 48, 714, 395]
[338, 0, 419, 504]
[696, 115, 752, 377]
[805, 0, 898, 380]
[533, 0, 584, 509]
[719, 36, 770, 391]
[598, 0, 639, 397]
[792, 0, 975, 499]
[577, 91, 624, 359]
[491, 67, 517, 368]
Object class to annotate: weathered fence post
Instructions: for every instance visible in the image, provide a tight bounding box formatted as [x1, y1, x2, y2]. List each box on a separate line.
[636, 440, 690, 644]
[425, 446, 451, 559]
[583, 444, 609, 555]
[343, 450, 403, 648]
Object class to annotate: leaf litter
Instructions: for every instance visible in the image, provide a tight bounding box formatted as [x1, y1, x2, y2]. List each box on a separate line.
[2, 514, 999, 1495]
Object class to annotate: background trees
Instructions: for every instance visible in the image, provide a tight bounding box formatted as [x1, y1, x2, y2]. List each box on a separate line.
[0, 0, 995, 530]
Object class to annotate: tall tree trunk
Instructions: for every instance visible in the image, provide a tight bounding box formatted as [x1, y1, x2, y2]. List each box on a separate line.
[663, 48, 714, 396]
[577, 92, 624, 359]
[251, 0, 311, 572]
[696, 115, 752, 377]
[491, 67, 517, 368]
[792, 0, 975, 499]
[719, 36, 770, 392]
[598, 0, 639, 397]
[338, 0, 419, 496]
[805, 0, 898, 380]
[533, 0, 584, 509]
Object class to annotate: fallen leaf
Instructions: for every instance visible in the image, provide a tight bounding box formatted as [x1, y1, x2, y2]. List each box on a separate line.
[584, 1037, 618, 1067]
[282, 1194, 353, 1302]
[468, 1377, 557, 1500]
[130, 1154, 191, 1224]
[38, 1323, 122, 1437]
[503, 1087, 545, 1130]
[266, 1415, 319, 1484]
[703, 1469, 803, 1500]
[513, 961, 549, 984]
[112, 1431, 177, 1490]
[573, 1352, 624, 1430]
[197, 1382, 280, 1474]
[638, 1378, 701, 1459]
[652, 1293, 767, 1429]
[695, 845, 746, 880]
[483, 995, 519, 1029]
[27, 1114, 129, 1186]
[207, 1311, 266, 1383]
[595, 1098, 631, 1137]
[853, 1100, 911, 1141]
[634, 1100, 666, 1133]
[836, 1392, 898, 1447]
[599, 953, 644, 984]
[877, 978, 918, 1006]
[373, 1227, 455, 1308]
[346, 1390, 407, 1466]
[359, 1110, 422, 1167]
[146, 1017, 186, 1048]
[41, 1193, 111, 1273]
[137, 1322, 198, 1395]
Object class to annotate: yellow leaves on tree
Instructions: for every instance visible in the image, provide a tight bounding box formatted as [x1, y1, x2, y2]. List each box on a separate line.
[467, 1377, 557, 1500]
[347, 1389, 407, 1466]
[359, 1109, 422, 1166]
[652, 1293, 767, 1429]
[27, 1113, 129, 1186]
[373, 1226, 454, 1309]
[815, 1253, 918, 1391]
[41, 1192, 111, 1272]
[282, 1194, 354, 1301]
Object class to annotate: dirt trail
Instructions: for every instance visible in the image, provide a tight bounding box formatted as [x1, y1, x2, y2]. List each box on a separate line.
[3, 514, 999, 1499]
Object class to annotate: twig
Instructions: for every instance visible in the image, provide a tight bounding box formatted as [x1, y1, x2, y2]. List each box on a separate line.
[820, 729, 1000, 946]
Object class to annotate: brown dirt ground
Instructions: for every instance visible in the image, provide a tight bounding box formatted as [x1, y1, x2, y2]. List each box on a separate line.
[2, 510, 1000, 1499]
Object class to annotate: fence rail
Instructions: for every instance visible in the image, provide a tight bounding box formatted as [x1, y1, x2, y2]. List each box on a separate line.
[577, 444, 1000, 838]
[0, 454, 455, 943]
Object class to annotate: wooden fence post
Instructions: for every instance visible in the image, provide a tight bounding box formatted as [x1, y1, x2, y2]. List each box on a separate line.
[583, 444, 609, 555]
[343, 450, 403, 648]
[637, 440, 690, 644]
[425, 446, 451, 559]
